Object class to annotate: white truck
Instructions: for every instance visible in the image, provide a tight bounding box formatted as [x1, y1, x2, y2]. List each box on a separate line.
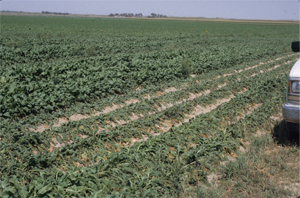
[282, 41, 300, 131]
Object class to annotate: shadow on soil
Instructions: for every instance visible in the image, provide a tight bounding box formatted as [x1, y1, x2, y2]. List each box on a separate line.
[272, 120, 299, 147]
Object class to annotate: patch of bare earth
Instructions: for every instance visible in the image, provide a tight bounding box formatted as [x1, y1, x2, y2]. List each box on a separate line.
[207, 173, 222, 187]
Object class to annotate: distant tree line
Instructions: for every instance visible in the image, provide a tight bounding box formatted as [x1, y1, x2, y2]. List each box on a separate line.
[109, 13, 143, 17]
[1, 10, 24, 12]
[42, 11, 69, 15]
[108, 13, 167, 18]
[148, 13, 167, 18]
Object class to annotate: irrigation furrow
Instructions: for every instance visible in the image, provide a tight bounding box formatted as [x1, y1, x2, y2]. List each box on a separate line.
[2, 60, 291, 175]
[71, 69, 287, 168]
[28, 54, 297, 133]
[73, 58, 295, 130]
[49, 75, 292, 194]
[41, 62, 286, 142]
[16, 57, 293, 160]
[46, 60, 293, 154]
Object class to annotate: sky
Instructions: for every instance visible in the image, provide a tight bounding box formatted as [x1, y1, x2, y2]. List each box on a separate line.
[1, 0, 299, 20]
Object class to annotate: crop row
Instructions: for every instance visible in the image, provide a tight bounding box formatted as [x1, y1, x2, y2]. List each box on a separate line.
[47, 59, 291, 164]
[0, 53, 294, 133]
[1, 42, 289, 119]
[0, 61, 289, 197]
[27, 54, 297, 133]
[0, 58, 292, 174]
[0, 53, 295, 198]
[0, 54, 294, 147]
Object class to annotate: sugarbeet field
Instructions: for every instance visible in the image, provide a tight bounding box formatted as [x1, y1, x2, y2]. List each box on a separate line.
[0, 15, 299, 197]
